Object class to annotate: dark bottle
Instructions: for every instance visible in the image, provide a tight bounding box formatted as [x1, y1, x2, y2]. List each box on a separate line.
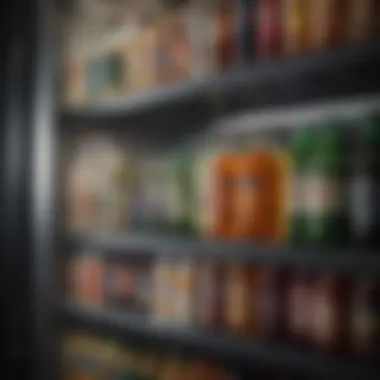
[305, 124, 351, 246]
[166, 152, 195, 235]
[350, 115, 380, 246]
[195, 260, 226, 331]
[311, 273, 352, 356]
[290, 128, 316, 244]
[236, 0, 255, 63]
[350, 277, 380, 361]
[214, 0, 237, 71]
[287, 270, 314, 347]
[257, 267, 289, 343]
[256, 0, 282, 58]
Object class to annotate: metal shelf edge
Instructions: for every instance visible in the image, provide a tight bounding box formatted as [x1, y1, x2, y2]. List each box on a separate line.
[59, 302, 380, 379]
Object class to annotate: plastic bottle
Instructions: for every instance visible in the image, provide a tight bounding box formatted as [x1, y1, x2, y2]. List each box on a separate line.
[229, 150, 279, 241]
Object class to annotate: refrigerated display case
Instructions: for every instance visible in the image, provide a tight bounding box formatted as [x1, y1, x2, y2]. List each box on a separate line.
[3, 0, 380, 379]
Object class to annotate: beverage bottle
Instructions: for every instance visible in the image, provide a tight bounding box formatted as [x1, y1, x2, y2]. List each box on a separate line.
[256, 267, 289, 343]
[187, 0, 217, 77]
[350, 277, 380, 361]
[350, 114, 380, 246]
[305, 124, 351, 246]
[229, 150, 279, 242]
[311, 273, 352, 356]
[256, 0, 282, 58]
[134, 158, 169, 233]
[167, 152, 195, 235]
[192, 150, 219, 237]
[282, 0, 310, 55]
[287, 270, 314, 347]
[309, 0, 349, 51]
[271, 146, 292, 243]
[210, 153, 236, 238]
[236, 0, 255, 63]
[347, 0, 376, 43]
[290, 128, 316, 244]
[213, 0, 238, 70]
[225, 264, 259, 336]
[195, 260, 226, 330]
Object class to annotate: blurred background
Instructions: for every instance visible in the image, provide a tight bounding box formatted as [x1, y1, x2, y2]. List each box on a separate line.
[1, 0, 380, 379]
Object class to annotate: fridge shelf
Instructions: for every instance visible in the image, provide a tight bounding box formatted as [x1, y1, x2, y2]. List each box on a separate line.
[69, 231, 380, 275]
[60, 302, 380, 379]
[61, 42, 380, 128]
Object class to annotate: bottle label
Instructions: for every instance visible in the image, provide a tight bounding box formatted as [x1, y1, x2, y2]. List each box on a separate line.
[305, 175, 345, 215]
[233, 176, 259, 225]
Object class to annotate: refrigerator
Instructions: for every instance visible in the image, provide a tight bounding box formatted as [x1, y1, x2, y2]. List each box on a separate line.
[2, 0, 380, 379]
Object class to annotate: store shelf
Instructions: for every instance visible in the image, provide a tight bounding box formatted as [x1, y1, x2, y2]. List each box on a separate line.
[61, 42, 380, 126]
[70, 232, 380, 275]
[60, 302, 380, 379]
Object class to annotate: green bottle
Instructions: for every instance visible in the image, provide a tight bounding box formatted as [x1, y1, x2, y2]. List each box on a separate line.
[167, 152, 195, 235]
[305, 123, 350, 245]
[290, 128, 317, 244]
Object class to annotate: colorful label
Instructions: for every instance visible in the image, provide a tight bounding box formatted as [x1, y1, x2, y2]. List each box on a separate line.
[233, 175, 259, 223]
